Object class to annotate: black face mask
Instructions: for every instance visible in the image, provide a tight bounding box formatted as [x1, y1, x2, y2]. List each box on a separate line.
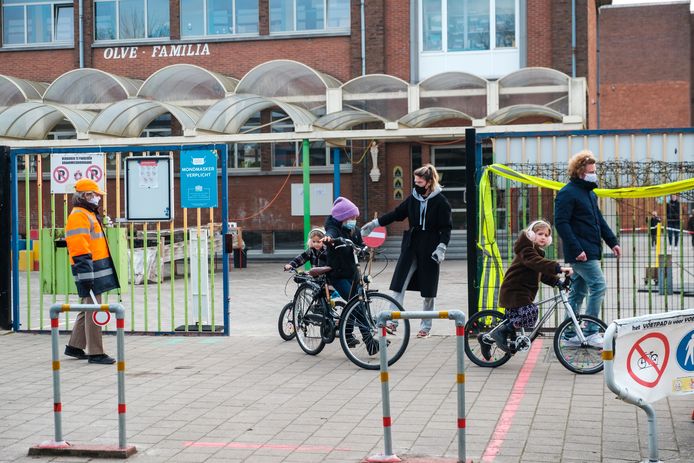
[413, 184, 427, 196]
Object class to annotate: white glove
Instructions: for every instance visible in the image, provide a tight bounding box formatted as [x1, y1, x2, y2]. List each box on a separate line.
[431, 243, 447, 264]
[360, 219, 379, 236]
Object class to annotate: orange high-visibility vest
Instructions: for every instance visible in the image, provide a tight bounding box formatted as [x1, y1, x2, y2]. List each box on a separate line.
[65, 206, 119, 297]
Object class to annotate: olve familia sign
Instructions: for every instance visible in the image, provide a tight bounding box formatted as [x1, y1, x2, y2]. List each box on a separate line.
[612, 309, 694, 403]
[180, 150, 218, 208]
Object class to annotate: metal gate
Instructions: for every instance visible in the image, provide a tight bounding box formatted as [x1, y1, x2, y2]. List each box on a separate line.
[10, 144, 231, 335]
[474, 128, 694, 327]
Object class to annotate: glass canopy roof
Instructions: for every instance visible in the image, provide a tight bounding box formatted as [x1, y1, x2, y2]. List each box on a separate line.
[43, 69, 141, 106]
[0, 62, 582, 141]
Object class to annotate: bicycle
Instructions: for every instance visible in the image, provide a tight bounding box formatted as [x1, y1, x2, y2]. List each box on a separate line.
[292, 238, 411, 370]
[278, 272, 344, 341]
[464, 279, 607, 374]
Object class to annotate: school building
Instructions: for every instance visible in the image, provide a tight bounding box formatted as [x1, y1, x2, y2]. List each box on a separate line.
[1, 0, 692, 255]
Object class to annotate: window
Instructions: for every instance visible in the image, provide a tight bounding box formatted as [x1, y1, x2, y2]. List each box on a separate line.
[422, 0, 516, 53]
[94, 0, 169, 41]
[2, 0, 73, 46]
[269, 0, 348, 33]
[181, 0, 258, 37]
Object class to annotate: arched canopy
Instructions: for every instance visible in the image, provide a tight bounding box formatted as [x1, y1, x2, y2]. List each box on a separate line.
[89, 98, 200, 137]
[138, 64, 238, 104]
[197, 94, 316, 133]
[43, 69, 141, 106]
[235, 60, 340, 109]
[341, 74, 409, 121]
[0, 75, 47, 107]
[498, 67, 570, 88]
[0, 101, 94, 139]
[487, 104, 564, 125]
[399, 107, 472, 128]
[314, 109, 387, 130]
[418, 71, 487, 119]
[498, 67, 570, 114]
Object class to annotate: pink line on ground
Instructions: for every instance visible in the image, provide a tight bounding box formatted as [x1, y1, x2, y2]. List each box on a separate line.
[481, 338, 544, 463]
[183, 441, 352, 452]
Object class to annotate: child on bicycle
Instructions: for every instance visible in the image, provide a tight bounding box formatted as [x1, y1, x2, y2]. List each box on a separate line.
[284, 227, 328, 271]
[483, 220, 572, 360]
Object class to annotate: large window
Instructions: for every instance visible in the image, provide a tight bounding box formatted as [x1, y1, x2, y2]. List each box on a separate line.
[94, 0, 169, 41]
[423, 0, 516, 52]
[269, 0, 349, 33]
[181, 0, 258, 37]
[2, 0, 73, 46]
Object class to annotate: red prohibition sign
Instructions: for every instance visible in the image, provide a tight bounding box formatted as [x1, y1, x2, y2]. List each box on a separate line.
[86, 164, 103, 182]
[627, 332, 670, 388]
[52, 166, 69, 183]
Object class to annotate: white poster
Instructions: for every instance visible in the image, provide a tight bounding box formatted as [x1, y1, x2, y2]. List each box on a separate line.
[612, 309, 694, 403]
[50, 153, 106, 194]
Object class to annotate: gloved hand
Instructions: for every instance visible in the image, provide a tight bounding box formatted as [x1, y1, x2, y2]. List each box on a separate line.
[431, 243, 447, 264]
[360, 219, 379, 236]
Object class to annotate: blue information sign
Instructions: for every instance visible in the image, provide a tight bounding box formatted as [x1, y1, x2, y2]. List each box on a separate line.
[180, 149, 218, 208]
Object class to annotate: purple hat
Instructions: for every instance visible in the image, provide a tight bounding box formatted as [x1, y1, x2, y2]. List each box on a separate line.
[331, 197, 360, 222]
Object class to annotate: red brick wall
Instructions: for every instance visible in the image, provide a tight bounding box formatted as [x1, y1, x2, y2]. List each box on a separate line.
[384, 0, 409, 80]
[550, 0, 589, 78]
[599, 3, 691, 129]
[526, 0, 552, 67]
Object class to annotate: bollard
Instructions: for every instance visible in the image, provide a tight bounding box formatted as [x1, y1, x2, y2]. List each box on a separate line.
[367, 310, 467, 463]
[28, 302, 137, 458]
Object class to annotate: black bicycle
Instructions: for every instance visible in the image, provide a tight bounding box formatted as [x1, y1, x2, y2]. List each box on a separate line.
[292, 238, 410, 370]
[278, 272, 344, 341]
[279, 270, 345, 341]
[464, 279, 607, 374]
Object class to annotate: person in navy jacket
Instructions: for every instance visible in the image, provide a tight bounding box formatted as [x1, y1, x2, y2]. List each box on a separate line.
[554, 150, 621, 343]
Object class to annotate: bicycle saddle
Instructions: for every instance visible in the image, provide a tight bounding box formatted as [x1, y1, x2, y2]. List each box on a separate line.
[308, 266, 332, 277]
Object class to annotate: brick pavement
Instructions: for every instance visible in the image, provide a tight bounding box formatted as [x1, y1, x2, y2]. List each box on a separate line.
[1, 260, 693, 462]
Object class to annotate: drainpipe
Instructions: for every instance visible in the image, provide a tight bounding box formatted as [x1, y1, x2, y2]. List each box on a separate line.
[571, 0, 576, 77]
[360, 0, 366, 75]
[596, 5, 601, 128]
[410, 0, 418, 83]
[79, 0, 84, 67]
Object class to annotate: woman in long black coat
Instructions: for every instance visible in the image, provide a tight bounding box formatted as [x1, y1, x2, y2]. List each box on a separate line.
[361, 164, 452, 338]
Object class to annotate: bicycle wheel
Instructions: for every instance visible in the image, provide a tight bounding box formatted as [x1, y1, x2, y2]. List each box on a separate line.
[293, 284, 326, 355]
[464, 310, 512, 368]
[339, 292, 410, 370]
[553, 315, 607, 374]
[278, 302, 295, 341]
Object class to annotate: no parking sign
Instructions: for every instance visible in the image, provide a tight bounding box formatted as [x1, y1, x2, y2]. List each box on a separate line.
[50, 153, 106, 194]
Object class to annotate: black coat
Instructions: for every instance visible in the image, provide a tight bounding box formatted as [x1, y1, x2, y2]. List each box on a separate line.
[554, 178, 618, 263]
[379, 189, 452, 297]
[324, 215, 363, 280]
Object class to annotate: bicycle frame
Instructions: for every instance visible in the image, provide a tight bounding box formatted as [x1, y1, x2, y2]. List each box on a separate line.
[515, 289, 589, 344]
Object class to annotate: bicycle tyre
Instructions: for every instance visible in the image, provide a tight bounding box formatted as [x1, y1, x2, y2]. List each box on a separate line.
[464, 310, 512, 368]
[339, 292, 410, 370]
[293, 284, 326, 355]
[553, 314, 607, 374]
[278, 302, 295, 341]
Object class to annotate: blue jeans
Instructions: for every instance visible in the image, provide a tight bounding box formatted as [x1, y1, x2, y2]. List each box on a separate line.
[331, 278, 354, 301]
[568, 260, 606, 334]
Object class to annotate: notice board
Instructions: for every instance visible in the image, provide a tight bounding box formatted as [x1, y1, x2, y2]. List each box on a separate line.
[124, 156, 173, 221]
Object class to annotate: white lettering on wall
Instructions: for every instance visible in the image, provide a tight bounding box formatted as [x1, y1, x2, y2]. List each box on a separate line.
[103, 43, 210, 60]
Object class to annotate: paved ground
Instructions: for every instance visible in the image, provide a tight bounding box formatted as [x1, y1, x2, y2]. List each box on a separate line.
[2, 260, 694, 462]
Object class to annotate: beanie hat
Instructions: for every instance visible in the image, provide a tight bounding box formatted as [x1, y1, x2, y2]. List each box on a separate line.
[331, 197, 360, 222]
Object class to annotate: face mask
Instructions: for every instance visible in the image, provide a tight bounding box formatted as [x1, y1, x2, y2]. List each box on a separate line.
[413, 184, 427, 195]
[87, 195, 101, 206]
[344, 219, 357, 229]
[584, 173, 598, 184]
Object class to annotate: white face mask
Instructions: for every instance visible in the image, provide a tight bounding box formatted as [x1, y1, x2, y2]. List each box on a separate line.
[584, 173, 598, 184]
[344, 219, 357, 229]
[87, 195, 101, 206]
